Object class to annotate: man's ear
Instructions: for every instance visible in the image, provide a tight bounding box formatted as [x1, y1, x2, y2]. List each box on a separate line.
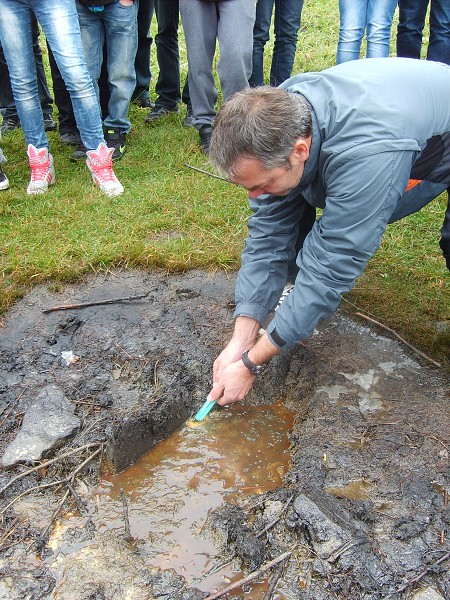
[292, 136, 311, 163]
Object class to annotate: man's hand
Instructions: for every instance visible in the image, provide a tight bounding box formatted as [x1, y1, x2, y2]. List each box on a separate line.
[208, 317, 281, 405]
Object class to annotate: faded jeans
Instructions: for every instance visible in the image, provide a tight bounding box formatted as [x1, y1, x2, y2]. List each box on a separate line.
[0, 0, 104, 151]
[250, 0, 304, 87]
[336, 0, 398, 63]
[76, 0, 138, 132]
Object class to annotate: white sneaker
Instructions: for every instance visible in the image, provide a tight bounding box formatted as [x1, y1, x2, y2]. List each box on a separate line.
[26, 145, 55, 194]
[86, 142, 124, 197]
[0, 163, 9, 190]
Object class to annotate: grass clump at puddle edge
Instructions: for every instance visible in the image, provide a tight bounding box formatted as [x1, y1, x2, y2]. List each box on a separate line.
[0, 0, 448, 367]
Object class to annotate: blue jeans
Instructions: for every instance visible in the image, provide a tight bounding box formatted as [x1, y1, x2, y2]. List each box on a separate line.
[76, 0, 138, 133]
[250, 0, 304, 87]
[336, 0, 398, 63]
[397, 0, 450, 65]
[0, 12, 53, 120]
[0, 0, 104, 151]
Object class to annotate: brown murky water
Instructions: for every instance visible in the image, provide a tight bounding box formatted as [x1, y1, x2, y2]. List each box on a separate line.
[49, 400, 294, 597]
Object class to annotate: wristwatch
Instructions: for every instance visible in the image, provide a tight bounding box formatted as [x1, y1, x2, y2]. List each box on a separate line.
[241, 350, 267, 375]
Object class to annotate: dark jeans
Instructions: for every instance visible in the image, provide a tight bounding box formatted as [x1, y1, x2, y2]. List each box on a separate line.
[0, 12, 53, 120]
[133, 0, 154, 101]
[154, 0, 189, 109]
[250, 0, 304, 87]
[397, 0, 450, 65]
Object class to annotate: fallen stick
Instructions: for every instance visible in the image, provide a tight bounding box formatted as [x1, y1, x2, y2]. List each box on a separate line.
[204, 550, 292, 600]
[263, 560, 287, 600]
[0, 448, 101, 516]
[120, 488, 133, 542]
[42, 292, 149, 314]
[183, 163, 232, 183]
[355, 312, 442, 368]
[0, 443, 102, 496]
[393, 550, 450, 594]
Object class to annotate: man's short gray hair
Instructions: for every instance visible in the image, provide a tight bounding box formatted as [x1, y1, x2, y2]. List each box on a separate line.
[209, 86, 312, 177]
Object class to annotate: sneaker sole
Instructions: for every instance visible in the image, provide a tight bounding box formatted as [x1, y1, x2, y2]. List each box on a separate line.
[0, 177, 9, 190]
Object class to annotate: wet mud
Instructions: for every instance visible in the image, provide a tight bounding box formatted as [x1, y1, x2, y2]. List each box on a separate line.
[0, 269, 449, 599]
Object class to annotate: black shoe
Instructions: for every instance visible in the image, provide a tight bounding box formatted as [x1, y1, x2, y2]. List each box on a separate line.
[144, 105, 180, 123]
[198, 124, 212, 155]
[43, 114, 58, 131]
[104, 128, 126, 161]
[134, 97, 155, 109]
[183, 103, 194, 128]
[1, 117, 20, 134]
[0, 163, 9, 190]
[70, 141, 87, 162]
[60, 130, 81, 145]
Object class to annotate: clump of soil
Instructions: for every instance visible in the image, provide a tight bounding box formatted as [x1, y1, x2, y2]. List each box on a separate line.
[0, 269, 448, 599]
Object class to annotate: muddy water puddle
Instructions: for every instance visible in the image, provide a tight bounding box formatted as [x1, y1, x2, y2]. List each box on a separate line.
[48, 401, 294, 597]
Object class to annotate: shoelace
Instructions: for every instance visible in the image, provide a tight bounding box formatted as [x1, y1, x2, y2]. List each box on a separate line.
[30, 160, 50, 181]
[90, 163, 117, 183]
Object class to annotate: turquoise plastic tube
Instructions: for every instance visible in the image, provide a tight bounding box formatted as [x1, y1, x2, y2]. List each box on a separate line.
[194, 398, 216, 421]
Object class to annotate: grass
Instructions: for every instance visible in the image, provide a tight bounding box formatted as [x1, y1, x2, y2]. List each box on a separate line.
[0, 0, 448, 367]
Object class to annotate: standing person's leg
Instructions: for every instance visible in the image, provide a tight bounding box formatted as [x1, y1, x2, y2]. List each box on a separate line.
[270, 0, 304, 86]
[32, 14, 56, 131]
[441, 190, 450, 269]
[0, 130, 9, 190]
[145, 0, 180, 121]
[36, 0, 123, 196]
[133, 0, 154, 106]
[217, 0, 255, 100]
[336, 0, 367, 63]
[427, 0, 450, 64]
[102, 0, 138, 159]
[47, 44, 80, 144]
[249, 0, 274, 87]
[0, 42, 21, 132]
[365, 0, 398, 58]
[179, 0, 218, 152]
[396, 0, 429, 59]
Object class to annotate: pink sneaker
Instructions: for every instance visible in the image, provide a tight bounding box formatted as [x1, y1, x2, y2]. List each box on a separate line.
[26, 145, 55, 195]
[86, 142, 124, 197]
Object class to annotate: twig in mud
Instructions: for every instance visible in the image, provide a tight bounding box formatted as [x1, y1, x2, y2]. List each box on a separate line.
[183, 163, 233, 184]
[42, 292, 149, 314]
[392, 550, 450, 594]
[204, 550, 292, 600]
[120, 489, 133, 542]
[355, 312, 441, 368]
[0, 447, 101, 516]
[0, 387, 27, 427]
[256, 495, 294, 539]
[263, 559, 288, 600]
[39, 487, 71, 544]
[0, 443, 102, 496]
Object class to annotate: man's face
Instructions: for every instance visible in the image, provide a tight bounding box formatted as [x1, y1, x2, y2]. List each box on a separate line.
[229, 137, 311, 199]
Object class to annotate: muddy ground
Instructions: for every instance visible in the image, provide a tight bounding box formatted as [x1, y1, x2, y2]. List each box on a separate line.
[0, 269, 448, 600]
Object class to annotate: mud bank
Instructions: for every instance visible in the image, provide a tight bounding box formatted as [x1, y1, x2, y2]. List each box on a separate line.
[0, 269, 448, 599]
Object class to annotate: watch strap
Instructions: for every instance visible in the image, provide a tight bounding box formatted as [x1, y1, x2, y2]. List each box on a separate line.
[241, 350, 267, 375]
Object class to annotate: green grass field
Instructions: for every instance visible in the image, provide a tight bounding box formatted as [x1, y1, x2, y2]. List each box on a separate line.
[0, 1, 448, 366]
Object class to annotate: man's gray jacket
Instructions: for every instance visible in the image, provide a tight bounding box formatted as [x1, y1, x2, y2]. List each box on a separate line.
[234, 58, 450, 349]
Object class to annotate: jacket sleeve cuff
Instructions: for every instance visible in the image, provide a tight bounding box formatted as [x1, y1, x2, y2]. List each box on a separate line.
[233, 302, 270, 328]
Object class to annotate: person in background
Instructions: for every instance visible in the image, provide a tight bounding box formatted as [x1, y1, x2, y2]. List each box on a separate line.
[0, 13, 56, 135]
[132, 0, 155, 109]
[206, 58, 450, 406]
[179, 0, 256, 154]
[336, 0, 398, 63]
[75, 0, 138, 161]
[397, 0, 450, 64]
[249, 0, 304, 88]
[0, 0, 124, 197]
[144, 0, 191, 125]
[0, 131, 8, 190]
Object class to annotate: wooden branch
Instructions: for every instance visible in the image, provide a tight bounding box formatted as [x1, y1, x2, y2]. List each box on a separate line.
[42, 292, 149, 314]
[256, 495, 294, 539]
[205, 550, 292, 600]
[120, 488, 133, 542]
[355, 312, 442, 368]
[0, 443, 102, 496]
[263, 560, 287, 600]
[394, 550, 450, 594]
[0, 447, 101, 516]
[183, 163, 233, 184]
